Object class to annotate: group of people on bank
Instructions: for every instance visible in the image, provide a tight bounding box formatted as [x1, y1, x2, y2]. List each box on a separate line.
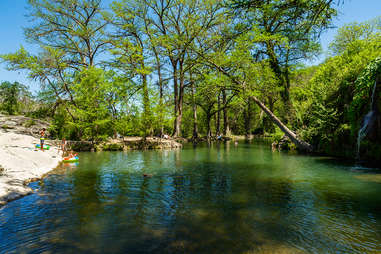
[38, 128, 77, 161]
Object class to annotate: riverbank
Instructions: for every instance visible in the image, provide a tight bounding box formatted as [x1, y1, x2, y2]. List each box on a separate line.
[0, 130, 62, 206]
[51, 136, 182, 151]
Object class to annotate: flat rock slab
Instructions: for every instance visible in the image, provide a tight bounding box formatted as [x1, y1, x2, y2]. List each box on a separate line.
[0, 130, 61, 206]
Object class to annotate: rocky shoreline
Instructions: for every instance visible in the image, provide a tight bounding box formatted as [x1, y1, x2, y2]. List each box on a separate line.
[52, 136, 182, 152]
[0, 130, 62, 206]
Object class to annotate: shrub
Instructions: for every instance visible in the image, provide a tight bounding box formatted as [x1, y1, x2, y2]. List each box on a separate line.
[23, 119, 36, 128]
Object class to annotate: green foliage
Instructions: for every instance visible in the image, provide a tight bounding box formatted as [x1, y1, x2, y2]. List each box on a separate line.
[0, 81, 30, 115]
[101, 143, 124, 151]
[23, 119, 36, 128]
[349, 57, 381, 125]
[70, 67, 113, 140]
[48, 106, 76, 139]
[329, 17, 380, 55]
[292, 18, 381, 156]
[270, 129, 285, 142]
[115, 114, 141, 137]
[300, 101, 339, 145]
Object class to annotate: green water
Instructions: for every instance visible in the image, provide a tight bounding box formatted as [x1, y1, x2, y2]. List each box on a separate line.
[1, 142, 381, 253]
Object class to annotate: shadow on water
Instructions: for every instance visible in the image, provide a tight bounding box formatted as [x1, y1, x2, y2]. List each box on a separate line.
[1, 144, 381, 254]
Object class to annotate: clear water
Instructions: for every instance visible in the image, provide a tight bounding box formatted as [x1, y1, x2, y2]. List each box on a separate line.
[1, 142, 381, 254]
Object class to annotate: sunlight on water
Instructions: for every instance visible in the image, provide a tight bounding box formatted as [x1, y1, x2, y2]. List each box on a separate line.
[1, 142, 380, 253]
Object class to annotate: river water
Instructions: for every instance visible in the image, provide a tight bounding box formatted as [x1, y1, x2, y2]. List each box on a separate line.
[1, 142, 380, 253]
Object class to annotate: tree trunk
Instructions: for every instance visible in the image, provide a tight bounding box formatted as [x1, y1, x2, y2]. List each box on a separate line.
[222, 90, 230, 136]
[216, 92, 221, 136]
[172, 60, 178, 136]
[263, 96, 275, 133]
[266, 42, 293, 124]
[284, 59, 296, 125]
[206, 113, 212, 140]
[142, 73, 151, 137]
[201, 55, 312, 152]
[155, 52, 164, 137]
[174, 59, 184, 137]
[244, 98, 251, 139]
[159, 83, 164, 137]
[250, 95, 313, 152]
[191, 74, 198, 139]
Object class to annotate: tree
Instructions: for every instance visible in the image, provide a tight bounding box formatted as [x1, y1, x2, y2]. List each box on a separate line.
[25, 0, 110, 68]
[194, 28, 313, 151]
[70, 67, 113, 140]
[0, 81, 30, 115]
[289, 18, 381, 154]
[1, 0, 110, 120]
[229, 0, 340, 124]
[140, 0, 226, 137]
[109, 0, 154, 137]
[193, 71, 236, 139]
[329, 16, 381, 55]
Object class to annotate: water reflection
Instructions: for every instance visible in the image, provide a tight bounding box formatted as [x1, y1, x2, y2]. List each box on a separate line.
[1, 143, 381, 253]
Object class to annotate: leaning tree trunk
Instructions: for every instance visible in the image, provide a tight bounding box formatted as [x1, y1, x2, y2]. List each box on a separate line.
[250, 95, 313, 152]
[201, 56, 312, 152]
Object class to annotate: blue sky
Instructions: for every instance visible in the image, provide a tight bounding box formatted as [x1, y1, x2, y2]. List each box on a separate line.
[0, 0, 380, 92]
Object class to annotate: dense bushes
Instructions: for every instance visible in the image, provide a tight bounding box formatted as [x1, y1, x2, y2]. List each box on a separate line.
[290, 19, 381, 158]
[0, 81, 31, 115]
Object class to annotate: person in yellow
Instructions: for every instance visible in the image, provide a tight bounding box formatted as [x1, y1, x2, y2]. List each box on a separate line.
[40, 128, 46, 151]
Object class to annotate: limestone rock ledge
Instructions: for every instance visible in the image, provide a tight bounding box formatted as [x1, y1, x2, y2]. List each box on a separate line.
[0, 114, 51, 138]
[0, 130, 61, 206]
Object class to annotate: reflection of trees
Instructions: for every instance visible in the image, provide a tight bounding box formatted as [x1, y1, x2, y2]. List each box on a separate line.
[71, 161, 102, 225]
[135, 176, 150, 224]
[5, 147, 381, 253]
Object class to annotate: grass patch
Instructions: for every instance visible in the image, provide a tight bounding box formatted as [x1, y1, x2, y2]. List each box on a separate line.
[23, 119, 36, 128]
